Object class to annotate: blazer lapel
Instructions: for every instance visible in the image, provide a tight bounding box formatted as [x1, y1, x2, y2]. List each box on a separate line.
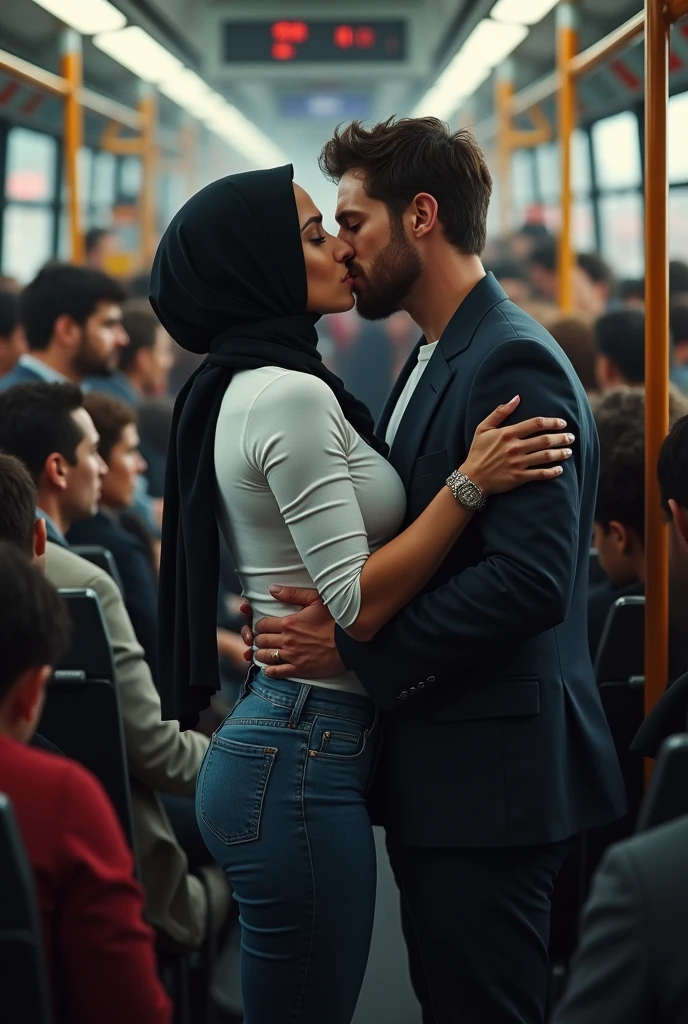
[389, 345, 452, 488]
[376, 339, 423, 439]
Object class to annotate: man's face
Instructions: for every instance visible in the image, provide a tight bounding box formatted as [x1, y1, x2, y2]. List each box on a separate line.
[61, 408, 108, 525]
[668, 501, 688, 614]
[73, 301, 129, 377]
[335, 171, 422, 321]
[139, 327, 175, 395]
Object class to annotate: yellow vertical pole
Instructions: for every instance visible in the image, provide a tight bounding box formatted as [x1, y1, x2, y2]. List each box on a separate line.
[495, 62, 514, 238]
[557, 1, 577, 313]
[138, 85, 157, 269]
[644, 0, 670, 739]
[60, 29, 84, 264]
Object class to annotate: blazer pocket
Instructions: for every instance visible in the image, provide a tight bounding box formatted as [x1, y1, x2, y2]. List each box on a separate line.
[411, 449, 451, 480]
[431, 677, 540, 722]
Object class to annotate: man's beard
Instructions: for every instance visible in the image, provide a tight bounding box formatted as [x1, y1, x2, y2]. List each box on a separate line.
[350, 217, 422, 321]
[73, 334, 116, 377]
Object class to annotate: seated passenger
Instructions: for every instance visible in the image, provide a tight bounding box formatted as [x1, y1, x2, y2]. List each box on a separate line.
[589, 387, 688, 660]
[554, 416, 688, 1024]
[589, 400, 645, 660]
[87, 298, 175, 406]
[0, 392, 223, 951]
[594, 309, 645, 392]
[67, 392, 159, 680]
[633, 412, 688, 757]
[0, 290, 27, 377]
[0, 262, 128, 392]
[0, 541, 172, 1024]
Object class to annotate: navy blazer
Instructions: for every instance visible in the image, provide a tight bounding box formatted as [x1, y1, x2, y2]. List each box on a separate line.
[336, 274, 626, 847]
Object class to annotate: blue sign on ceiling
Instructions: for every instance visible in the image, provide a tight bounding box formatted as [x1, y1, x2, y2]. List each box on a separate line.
[279, 93, 372, 120]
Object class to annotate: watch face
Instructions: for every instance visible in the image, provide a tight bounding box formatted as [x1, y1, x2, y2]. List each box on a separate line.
[458, 479, 479, 506]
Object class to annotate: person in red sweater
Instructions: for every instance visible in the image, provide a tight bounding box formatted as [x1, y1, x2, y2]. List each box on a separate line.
[0, 525, 171, 1024]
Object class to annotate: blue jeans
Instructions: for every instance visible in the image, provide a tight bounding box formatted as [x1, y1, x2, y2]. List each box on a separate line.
[196, 671, 380, 1024]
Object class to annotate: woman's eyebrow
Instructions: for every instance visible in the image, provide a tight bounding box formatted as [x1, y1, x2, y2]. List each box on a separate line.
[300, 215, 323, 233]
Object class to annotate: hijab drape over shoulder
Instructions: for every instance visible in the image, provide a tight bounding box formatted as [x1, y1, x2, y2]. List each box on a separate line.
[150, 164, 384, 728]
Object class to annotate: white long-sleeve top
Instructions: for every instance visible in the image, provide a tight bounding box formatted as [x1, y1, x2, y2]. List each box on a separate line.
[214, 366, 407, 693]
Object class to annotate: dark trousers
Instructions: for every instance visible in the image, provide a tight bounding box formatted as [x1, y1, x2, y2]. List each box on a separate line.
[386, 837, 570, 1024]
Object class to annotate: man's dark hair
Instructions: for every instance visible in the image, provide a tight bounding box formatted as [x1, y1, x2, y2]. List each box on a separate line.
[595, 309, 645, 384]
[118, 299, 160, 375]
[670, 300, 688, 347]
[618, 278, 645, 303]
[487, 259, 529, 285]
[85, 227, 114, 254]
[19, 264, 125, 351]
[0, 454, 38, 557]
[319, 117, 493, 256]
[529, 238, 557, 273]
[83, 391, 136, 463]
[658, 413, 688, 514]
[0, 382, 84, 484]
[594, 405, 645, 539]
[550, 316, 597, 392]
[0, 291, 19, 339]
[0, 541, 71, 703]
[669, 259, 688, 298]
[578, 252, 615, 289]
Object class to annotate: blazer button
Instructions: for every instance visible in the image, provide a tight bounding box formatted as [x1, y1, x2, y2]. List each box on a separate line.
[426, 676, 436, 684]
[399, 691, 408, 699]
[417, 681, 425, 689]
[409, 686, 417, 693]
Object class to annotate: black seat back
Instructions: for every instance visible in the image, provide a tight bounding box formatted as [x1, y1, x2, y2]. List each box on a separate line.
[71, 544, 124, 591]
[37, 589, 135, 851]
[0, 794, 52, 1024]
[635, 734, 688, 832]
[595, 595, 645, 684]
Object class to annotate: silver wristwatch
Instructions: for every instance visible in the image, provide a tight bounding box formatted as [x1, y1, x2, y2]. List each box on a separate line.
[446, 470, 487, 511]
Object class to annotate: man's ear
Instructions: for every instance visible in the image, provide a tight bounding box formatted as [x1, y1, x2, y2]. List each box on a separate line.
[410, 193, 439, 238]
[52, 313, 81, 351]
[34, 517, 47, 559]
[607, 520, 629, 552]
[13, 664, 52, 727]
[668, 499, 688, 547]
[42, 453, 68, 492]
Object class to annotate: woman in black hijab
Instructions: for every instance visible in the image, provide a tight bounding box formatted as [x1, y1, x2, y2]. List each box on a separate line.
[151, 165, 572, 1023]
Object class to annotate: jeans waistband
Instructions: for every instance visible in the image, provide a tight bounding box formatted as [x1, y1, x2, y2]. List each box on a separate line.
[247, 670, 376, 729]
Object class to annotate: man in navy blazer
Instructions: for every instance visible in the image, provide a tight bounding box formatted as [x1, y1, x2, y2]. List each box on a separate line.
[248, 119, 626, 1023]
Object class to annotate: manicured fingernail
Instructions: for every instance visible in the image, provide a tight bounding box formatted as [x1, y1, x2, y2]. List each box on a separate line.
[510, 395, 519, 403]
[564, 449, 572, 457]
[567, 433, 575, 442]
[270, 585, 282, 596]
[557, 419, 567, 427]
[556, 466, 563, 474]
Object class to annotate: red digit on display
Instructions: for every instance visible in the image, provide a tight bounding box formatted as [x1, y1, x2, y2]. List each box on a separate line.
[355, 26, 376, 49]
[272, 20, 309, 43]
[271, 42, 296, 60]
[334, 25, 355, 49]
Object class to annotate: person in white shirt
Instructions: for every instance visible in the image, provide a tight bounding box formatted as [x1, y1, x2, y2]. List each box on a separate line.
[150, 164, 573, 1024]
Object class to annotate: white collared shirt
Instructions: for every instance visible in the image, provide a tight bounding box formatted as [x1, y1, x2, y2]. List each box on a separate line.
[385, 341, 439, 448]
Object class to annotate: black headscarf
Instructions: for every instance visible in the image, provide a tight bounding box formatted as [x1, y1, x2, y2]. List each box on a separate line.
[150, 164, 385, 728]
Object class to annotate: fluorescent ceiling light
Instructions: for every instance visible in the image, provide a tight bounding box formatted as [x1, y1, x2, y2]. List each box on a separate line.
[158, 70, 227, 120]
[491, 0, 559, 26]
[412, 18, 527, 119]
[94, 25, 182, 82]
[31, 0, 126, 34]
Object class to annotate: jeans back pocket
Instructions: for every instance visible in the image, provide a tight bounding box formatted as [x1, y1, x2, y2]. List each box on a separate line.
[199, 734, 276, 846]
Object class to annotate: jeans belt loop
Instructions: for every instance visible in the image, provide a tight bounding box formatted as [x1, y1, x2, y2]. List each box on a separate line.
[288, 683, 312, 727]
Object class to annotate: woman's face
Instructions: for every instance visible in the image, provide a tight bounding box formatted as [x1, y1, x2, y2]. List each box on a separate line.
[101, 422, 148, 510]
[293, 183, 355, 315]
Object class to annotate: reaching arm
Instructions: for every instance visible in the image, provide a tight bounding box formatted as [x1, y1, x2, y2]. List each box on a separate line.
[335, 337, 587, 707]
[247, 374, 571, 643]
